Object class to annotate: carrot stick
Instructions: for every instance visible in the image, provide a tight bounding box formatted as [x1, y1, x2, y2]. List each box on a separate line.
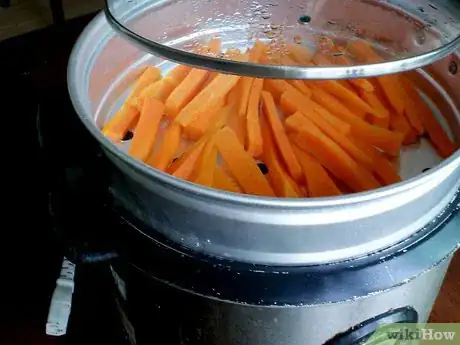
[389, 113, 413, 144]
[226, 86, 247, 147]
[312, 80, 384, 118]
[358, 90, 389, 120]
[280, 88, 351, 135]
[301, 107, 374, 169]
[165, 68, 210, 118]
[313, 48, 374, 92]
[192, 139, 218, 187]
[263, 79, 294, 102]
[183, 100, 226, 140]
[238, 77, 255, 117]
[401, 80, 456, 157]
[249, 40, 267, 62]
[246, 78, 264, 157]
[371, 115, 390, 129]
[291, 145, 342, 197]
[126, 66, 162, 106]
[310, 86, 404, 156]
[260, 116, 303, 197]
[261, 91, 303, 182]
[102, 104, 139, 142]
[215, 127, 275, 197]
[286, 112, 380, 192]
[139, 78, 177, 105]
[174, 54, 248, 127]
[128, 98, 165, 161]
[170, 140, 207, 180]
[286, 43, 313, 64]
[347, 41, 406, 116]
[147, 122, 182, 171]
[212, 167, 243, 193]
[351, 137, 402, 186]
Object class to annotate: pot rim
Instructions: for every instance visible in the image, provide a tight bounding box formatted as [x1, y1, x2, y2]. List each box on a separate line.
[67, 11, 460, 210]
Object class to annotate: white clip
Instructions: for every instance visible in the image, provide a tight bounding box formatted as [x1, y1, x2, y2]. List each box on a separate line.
[46, 257, 76, 336]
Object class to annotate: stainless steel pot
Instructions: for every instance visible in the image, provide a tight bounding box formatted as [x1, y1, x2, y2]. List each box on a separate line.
[68, 4, 460, 266]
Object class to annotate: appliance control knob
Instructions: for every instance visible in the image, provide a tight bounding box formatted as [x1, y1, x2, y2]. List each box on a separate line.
[324, 307, 418, 345]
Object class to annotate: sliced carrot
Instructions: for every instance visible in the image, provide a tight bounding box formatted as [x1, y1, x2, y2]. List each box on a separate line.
[371, 115, 390, 129]
[261, 91, 303, 182]
[174, 54, 248, 127]
[238, 77, 255, 117]
[358, 90, 389, 120]
[288, 80, 312, 97]
[312, 80, 383, 118]
[346, 41, 406, 116]
[128, 98, 165, 162]
[351, 137, 402, 186]
[126, 66, 162, 105]
[215, 127, 275, 197]
[183, 100, 226, 140]
[401, 79, 456, 157]
[213, 166, 243, 193]
[280, 88, 351, 135]
[246, 78, 264, 157]
[310, 86, 403, 156]
[286, 43, 313, 64]
[291, 145, 342, 197]
[165, 64, 191, 85]
[147, 122, 182, 171]
[301, 107, 374, 169]
[140, 78, 177, 103]
[102, 105, 139, 142]
[260, 116, 303, 197]
[192, 139, 218, 187]
[286, 112, 380, 192]
[263, 79, 294, 101]
[249, 40, 267, 62]
[390, 113, 412, 144]
[165, 68, 210, 117]
[169, 140, 207, 180]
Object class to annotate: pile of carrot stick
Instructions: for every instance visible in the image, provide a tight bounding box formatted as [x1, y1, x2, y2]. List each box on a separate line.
[102, 37, 457, 198]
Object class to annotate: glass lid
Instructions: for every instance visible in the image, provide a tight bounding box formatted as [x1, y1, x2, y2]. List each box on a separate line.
[104, 0, 460, 79]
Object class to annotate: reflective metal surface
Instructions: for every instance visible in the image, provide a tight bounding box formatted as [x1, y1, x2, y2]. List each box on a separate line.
[105, 0, 460, 79]
[68, 11, 460, 265]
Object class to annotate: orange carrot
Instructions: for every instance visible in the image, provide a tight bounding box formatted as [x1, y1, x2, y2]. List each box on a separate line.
[312, 80, 383, 118]
[301, 107, 374, 169]
[291, 145, 342, 197]
[286, 112, 380, 192]
[238, 77, 255, 117]
[140, 78, 177, 104]
[126, 66, 162, 105]
[261, 91, 303, 182]
[310, 86, 404, 156]
[390, 113, 412, 144]
[358, 90, 389, 120]
[371, 115, 390, 129]
[249, 40, 267, 62]
[165, 68, 210, 118]
[215, 127, 275, 197]
[183, 100, 226, 140]
[102, 105, 139, 142]
[346, 41, 406, 116]
[286, 43, 313, 64]
[246, 78, 264, 157]
[147, 122, 182, 171]
[280, 88, 351, 135]
[128, 98, 165, 161]
[192, 140, 218, 187]
[213, 166, 243, 193]
[260, 116, 303, 197]
[174, 54, 248, 127]
[170, 140, 207, 180]
[351, 137, 402, 186]
[263, 79, 294, 102]
[401, 79, 456, 157]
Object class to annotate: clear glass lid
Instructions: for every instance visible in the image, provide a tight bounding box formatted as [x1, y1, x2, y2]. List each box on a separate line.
[104, 0, 460, 79]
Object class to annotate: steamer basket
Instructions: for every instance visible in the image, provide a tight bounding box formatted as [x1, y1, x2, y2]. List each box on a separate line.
[105, 0, 460, 79]
[68, 8, 460, 265]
